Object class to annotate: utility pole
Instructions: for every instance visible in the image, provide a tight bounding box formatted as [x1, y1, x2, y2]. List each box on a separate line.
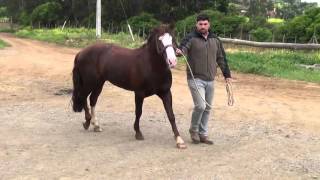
[96, 0, 101, 38]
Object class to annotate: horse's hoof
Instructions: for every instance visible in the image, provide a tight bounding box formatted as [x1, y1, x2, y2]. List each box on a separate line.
[83, 122, 90, 130]
[176, 142, 187, 149]
[93, 126, 102, 132]
[135, 133, 144, 140]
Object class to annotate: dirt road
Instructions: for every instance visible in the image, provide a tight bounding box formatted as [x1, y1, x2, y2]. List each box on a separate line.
[0, 33, 320, 179]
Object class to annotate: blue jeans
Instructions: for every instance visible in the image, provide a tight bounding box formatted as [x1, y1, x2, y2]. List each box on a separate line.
[187, 78, 214, 136]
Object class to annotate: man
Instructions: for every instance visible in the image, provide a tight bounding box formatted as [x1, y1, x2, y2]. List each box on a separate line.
[176, 14, 232, 145]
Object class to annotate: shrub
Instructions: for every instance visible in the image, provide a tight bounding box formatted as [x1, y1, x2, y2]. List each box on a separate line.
[125, 13, 160, 36]
[19, 11, 31, 26]
[286, 15, 312, 43]
[31, 2, 62, 26]
[0, 7, 8, 17]
[176, 9, 246, 37]
[250, 27, 272, 42]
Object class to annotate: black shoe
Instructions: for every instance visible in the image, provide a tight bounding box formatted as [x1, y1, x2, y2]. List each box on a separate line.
[189, 131, 200, 144]
[199, 136, 214, 145]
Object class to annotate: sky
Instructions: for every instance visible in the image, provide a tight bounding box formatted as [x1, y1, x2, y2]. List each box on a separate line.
[301, 0, 319, 5]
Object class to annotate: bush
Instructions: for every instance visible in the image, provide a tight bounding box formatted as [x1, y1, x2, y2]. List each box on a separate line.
[243, 16, 267, 31]
[31, 2, 62, 26]
[286, 15, 312, 43]
[0, 7, 8, 17]
[272, 23, 287, 42]
[220, 15, 247, 37]
[250, 27, 272, 42]
[177, 10, 247, 37]
[125, 13, 160, 36]
[176, 10, 224, 32]
[273, 7, 320, 43]
[19, 11, 31, 26]
[175, 14, 197, 36]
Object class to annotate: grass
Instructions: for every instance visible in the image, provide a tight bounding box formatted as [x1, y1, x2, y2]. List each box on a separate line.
[227, 50, 320, 83]
[0, 38, 9, 49]
[15, 27, 143, 48]
[0, 28, 15, 33]
[13, 27, 320, 83]
[267, 18, 285, 24]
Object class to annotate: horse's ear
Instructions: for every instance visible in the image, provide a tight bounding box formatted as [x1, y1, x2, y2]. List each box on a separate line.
[146, 27, 157, 41]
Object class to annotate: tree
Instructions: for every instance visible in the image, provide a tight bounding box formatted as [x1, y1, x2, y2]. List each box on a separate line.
[247, 0, 268, 17]
[0, 6, 7, 17]
[31, 2, 62, 27]
[125, 12, 160, 35]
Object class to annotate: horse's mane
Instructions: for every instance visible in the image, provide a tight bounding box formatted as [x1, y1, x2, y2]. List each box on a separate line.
[138, 25, 172, 50]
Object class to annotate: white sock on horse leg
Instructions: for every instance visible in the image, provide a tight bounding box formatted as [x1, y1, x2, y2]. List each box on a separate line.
[91, 106, 97, 126]
[176, 136, 184, 144]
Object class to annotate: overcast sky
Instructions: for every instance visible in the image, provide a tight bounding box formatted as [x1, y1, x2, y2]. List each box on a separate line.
[301, 0, 319, 4]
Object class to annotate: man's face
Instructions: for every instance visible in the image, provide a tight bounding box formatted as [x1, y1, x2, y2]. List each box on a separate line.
[196, 20, 210, 34]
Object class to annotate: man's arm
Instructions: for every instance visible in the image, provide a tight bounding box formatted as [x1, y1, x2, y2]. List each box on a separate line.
[216, 39, 231, 79]
[177, 33, 193, 55]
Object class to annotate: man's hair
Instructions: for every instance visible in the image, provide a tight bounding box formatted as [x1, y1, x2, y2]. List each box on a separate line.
[196, 14, 210, 22]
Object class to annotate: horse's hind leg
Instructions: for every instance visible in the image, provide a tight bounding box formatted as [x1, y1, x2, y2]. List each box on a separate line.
[83, 100, 91, 130]
[78, 88, 92, 130]
[89, 82, 104, 132]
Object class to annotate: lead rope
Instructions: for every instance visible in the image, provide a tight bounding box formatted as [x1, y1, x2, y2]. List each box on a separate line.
[181, 53, 234, 107]
[226, 80, 234, 106]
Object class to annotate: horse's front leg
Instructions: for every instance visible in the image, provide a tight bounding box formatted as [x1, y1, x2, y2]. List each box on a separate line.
[134, 93, 145, 140]
[158, 91, 187, 149]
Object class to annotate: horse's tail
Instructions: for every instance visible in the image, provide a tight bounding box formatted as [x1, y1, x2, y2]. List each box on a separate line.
[72, 54, 85, 112]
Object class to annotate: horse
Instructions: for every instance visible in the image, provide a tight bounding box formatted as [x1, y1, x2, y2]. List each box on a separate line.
[71, 25, 186, 149]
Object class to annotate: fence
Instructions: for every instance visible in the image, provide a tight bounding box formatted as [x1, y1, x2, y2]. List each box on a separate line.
[220, 38, 320, 50]
[14, 21, 320, 50]
[0, 17, 13, 29]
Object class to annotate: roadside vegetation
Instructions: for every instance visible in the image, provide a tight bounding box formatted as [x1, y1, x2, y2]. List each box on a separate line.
[0, 38, 9, 48]
[15, 27, 143, 48]
[15, 27, 320, 83]
[227, 50, 320, 83]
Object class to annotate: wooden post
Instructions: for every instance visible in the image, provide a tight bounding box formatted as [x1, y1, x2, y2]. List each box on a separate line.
[240, 24, 243, 39]
[10, 16, 13, 30]
[142, 26, 145, 38]
[96, 0, 102, 38]
[272, 33, 274, 42]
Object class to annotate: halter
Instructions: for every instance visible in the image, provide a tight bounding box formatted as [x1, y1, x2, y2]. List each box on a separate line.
[162, 44, 174, 54]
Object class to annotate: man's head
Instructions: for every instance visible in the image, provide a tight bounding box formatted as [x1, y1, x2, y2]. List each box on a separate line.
[196, 14, 210, 35]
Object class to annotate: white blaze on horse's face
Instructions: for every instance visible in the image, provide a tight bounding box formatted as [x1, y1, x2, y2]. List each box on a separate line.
[159, 33, 177, 68]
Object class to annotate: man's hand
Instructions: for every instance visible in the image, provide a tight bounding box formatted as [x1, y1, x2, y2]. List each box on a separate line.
[175, 48, 183, 56]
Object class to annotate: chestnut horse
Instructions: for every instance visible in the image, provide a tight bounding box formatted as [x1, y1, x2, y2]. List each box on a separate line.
[71, 25, 186, 148]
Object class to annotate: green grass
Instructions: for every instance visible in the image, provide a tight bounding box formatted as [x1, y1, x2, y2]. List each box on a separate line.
[0, 28, 15, 33]
[15, 27, 143, 48]
[13, 27, 320, 83]
[267, 18, 285, 24]
[227, 50, 320, 83]
[0, 38, 9, 49]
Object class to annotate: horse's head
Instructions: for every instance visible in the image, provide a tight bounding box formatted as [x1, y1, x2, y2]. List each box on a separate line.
[148, 24, 177, 68]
